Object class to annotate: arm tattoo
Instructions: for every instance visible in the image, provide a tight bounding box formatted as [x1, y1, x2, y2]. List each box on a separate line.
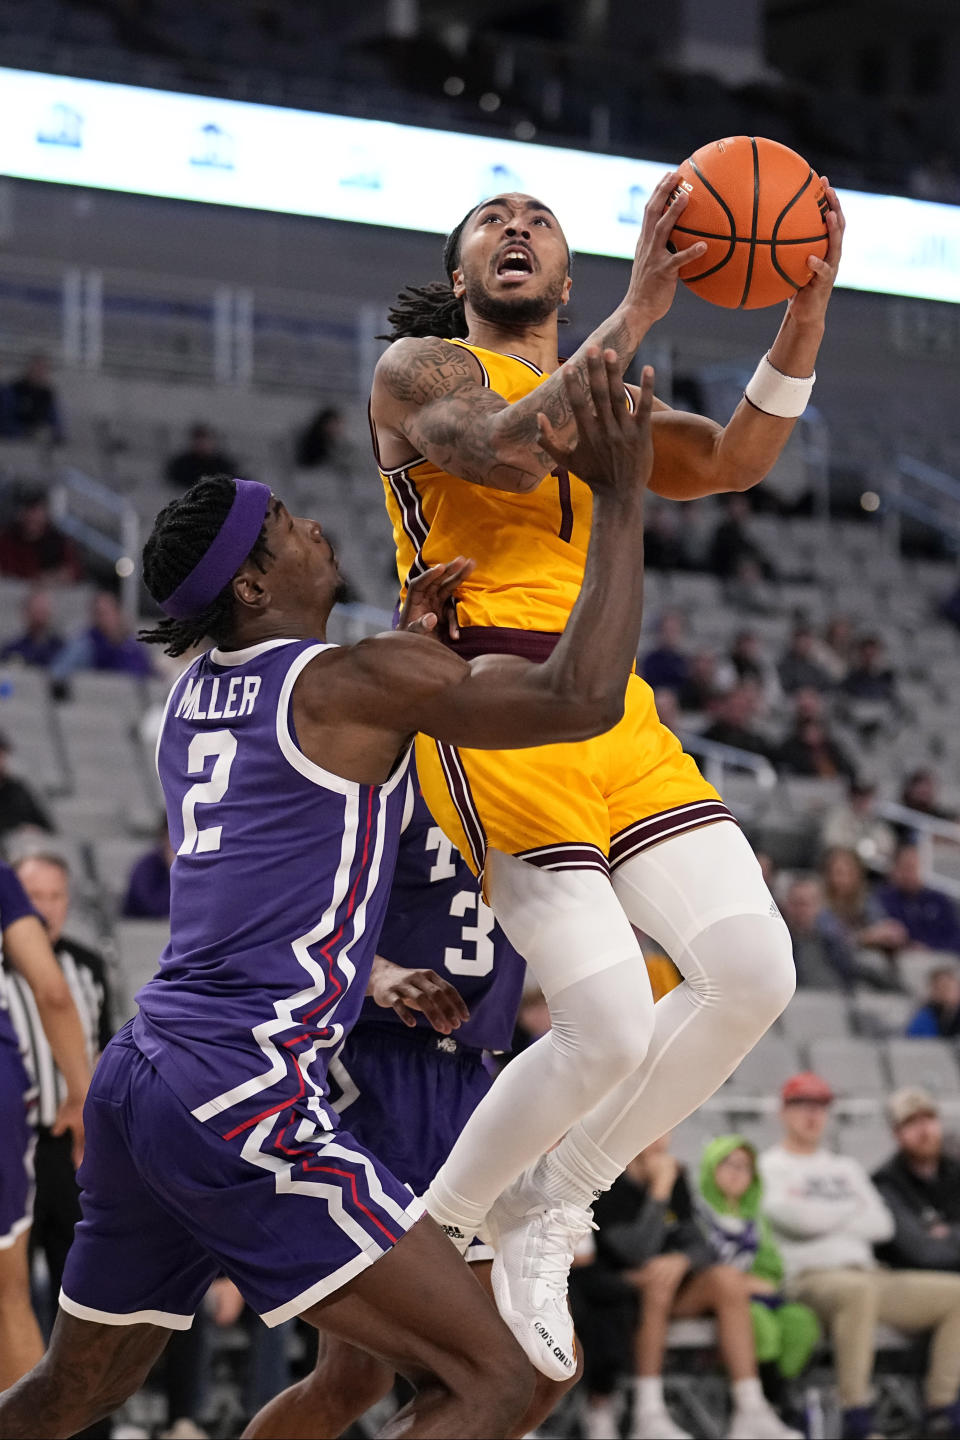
[376, 311, 639, 489]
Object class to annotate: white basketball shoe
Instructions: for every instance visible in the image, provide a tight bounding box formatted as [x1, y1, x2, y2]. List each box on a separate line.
[485, 1169, 594, 1382]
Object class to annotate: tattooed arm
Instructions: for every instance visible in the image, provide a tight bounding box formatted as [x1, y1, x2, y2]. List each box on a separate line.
[372, 171, 702, 493]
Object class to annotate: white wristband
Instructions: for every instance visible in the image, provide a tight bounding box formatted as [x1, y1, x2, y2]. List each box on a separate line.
[744, 352, 815, 419]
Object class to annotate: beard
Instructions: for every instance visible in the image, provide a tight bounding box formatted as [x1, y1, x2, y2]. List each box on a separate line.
[332, 575, 350, 606]
[467, 271, 567, 329]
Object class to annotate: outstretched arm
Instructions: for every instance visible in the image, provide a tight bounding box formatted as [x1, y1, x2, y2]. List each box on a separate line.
[644, 179, 845, 500]
[372, 172, 702, 492]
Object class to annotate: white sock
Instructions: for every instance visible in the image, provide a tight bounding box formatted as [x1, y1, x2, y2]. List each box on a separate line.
[423, 1172, 488, 1245]
[634, 1376, 665, 1413]
[731, 1378, 765, 1412]
[536, 1126, 621, 1208]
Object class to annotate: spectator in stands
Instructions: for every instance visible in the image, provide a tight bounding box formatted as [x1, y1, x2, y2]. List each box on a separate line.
[0, 589, 64, 669]
[0, 491, 82, 583]
[122, 819, 173, 919]
[839, 635, 901, 741]
[776, 688, 856, 782]
[0, 355, 64, 444]
[702, 682, 776, 761]
[814, 615, 854, 684]
[653, 686, 680, 733]
[873, 1088, 960, 1272]
[941, 578, 960, 633]
[49, 590, 153, 690]
[777, 625, 834, 696]
[678, 649, 731, 714]
[707, 493, 774, 581]
[762, 1073, 960, 1440]
[575, 1135, 800, 1440]
[295, 405, 346, 469]
[877, 844, 960, 955]
[900, 768, 958, 828]
[821, 847, 908, 960]
[906, 966, 960, 1039]
[782, 875, 858, 990]
[0, 731, 53, 840]
[641, 610, 690, 694]
[165, 423, 236, 490]
[10, 850, 113, 1330]
[697, 1136, 820, 1418]
[642, 505, 692, 573]
[730, 629, 782, 708]
[820, 778, 898, 873]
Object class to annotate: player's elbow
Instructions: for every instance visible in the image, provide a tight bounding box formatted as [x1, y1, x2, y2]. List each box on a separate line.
[556, 690, 624, 740]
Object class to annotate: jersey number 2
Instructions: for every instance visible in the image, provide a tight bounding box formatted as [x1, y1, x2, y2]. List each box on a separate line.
[179, 730, 237, 856]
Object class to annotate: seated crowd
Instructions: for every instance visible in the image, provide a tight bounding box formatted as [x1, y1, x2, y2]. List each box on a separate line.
[571, 1077, 960, 1440]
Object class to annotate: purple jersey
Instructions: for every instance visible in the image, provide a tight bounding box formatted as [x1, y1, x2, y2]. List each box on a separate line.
[133, 638, 409, 1138]
[0, 862, 39, 1055]
[357, 777, 525, 1053]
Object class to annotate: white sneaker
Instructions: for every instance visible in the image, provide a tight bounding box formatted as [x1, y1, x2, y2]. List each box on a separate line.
[486, 1174, 593, 1382]
[726, 1402, 804, 1440]
[631, 1405, 693, 1439]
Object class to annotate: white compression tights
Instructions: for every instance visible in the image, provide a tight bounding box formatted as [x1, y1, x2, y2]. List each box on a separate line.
[425, 823, 795, 1234]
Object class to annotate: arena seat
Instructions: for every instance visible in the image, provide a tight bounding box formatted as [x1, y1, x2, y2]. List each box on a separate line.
[808, 1037, 889, 1104]
[885, 1037, 960, 1099]
[723, 1031, 800, 1103]
[852, 989, 916, 1038]
[779, 989, 853, 1049]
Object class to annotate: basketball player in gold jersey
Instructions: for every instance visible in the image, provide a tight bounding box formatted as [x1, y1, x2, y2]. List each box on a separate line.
[368, 169, 843, 1433]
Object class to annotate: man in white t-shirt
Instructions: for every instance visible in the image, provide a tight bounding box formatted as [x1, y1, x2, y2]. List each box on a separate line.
[761, 1072, 960, 1440]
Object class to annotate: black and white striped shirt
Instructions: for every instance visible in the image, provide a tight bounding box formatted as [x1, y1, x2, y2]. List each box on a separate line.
[7, 937, 113, 1129]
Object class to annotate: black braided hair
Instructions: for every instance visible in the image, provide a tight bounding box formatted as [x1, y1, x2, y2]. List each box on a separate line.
[380, 206, 476, 342]
[139, 475, 272, 657]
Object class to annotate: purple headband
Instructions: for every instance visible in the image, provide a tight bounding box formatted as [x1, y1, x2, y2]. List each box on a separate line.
[160, 478, 272, 620]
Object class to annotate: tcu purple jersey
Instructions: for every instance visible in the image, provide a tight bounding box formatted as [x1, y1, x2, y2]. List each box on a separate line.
[133, 637, 409, 1137]
[358, 777, 525, 1052]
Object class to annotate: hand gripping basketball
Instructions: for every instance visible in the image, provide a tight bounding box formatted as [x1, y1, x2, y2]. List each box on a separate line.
[625, 170, 708, 325]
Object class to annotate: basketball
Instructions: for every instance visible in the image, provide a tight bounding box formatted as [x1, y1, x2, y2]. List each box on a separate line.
[667, 136, 830, 309]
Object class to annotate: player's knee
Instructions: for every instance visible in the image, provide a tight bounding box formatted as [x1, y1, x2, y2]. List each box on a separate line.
[470, 1342, 535, 1432]
[688, 913, 795, 1031]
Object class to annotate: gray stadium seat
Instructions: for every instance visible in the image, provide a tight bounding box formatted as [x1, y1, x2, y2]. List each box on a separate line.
[853, 990, 916, 1038]
[723, 1031, 800, 1100]
[897, 948, 959, 1000]
[837, 1117, 894, 1174]
[779, 990, 853, 1049]
[886, 1038, 960, 1098]
[808, 1037, 889, 1099]
[670, 1115, 720, 1172]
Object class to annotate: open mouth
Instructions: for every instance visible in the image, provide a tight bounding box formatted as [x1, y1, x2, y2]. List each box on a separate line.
[496, 247, 534, 278]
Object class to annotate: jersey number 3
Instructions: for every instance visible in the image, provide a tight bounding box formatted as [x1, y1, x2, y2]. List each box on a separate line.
[426, 826, 495, 976]
[179, 730, 237, 856]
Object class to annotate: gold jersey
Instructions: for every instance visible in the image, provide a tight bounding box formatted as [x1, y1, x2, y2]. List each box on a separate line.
[379, 339, 634, 633]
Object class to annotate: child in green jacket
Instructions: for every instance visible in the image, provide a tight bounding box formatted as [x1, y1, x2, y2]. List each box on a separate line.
[699, 1135, 821, 1401]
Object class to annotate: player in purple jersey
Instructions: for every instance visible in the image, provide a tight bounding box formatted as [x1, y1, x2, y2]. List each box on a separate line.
[0, 349, 653, 1440]
[249, 771, 579, 1439]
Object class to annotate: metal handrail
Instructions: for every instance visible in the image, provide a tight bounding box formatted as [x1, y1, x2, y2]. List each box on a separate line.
[50, 466, 140, 621]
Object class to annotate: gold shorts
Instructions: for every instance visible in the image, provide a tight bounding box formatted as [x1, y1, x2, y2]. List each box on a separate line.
[416, 669, 734, 881]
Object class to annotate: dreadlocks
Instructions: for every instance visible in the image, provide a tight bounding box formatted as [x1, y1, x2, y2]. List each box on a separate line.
[139, 475, 272, 657]
[381, 199, 573, 343]
[380, 206, 477, 343]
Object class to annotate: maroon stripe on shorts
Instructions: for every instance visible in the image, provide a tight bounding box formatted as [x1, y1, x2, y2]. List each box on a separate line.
[436, 741, 487, 875]
[609, 801, 737, 871]
[515, 841, 610, 876]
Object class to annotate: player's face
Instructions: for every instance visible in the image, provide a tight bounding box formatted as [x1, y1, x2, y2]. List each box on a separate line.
[256, 499, 347, 618]
[454, 194, 572, 326]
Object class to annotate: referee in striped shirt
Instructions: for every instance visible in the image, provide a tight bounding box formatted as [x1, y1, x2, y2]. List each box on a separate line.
[9, 850, 113, 1326]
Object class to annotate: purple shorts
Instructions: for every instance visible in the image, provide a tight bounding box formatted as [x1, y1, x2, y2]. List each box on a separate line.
[60, 1024, 423, 1330]
[328, 1024, 492, 1260]
[0, 1038, 35, 1249]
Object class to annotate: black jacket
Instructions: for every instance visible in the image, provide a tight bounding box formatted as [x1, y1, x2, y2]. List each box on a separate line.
[872, 1151, 960, 1270]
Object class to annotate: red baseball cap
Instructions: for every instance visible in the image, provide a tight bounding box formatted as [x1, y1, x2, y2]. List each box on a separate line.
[782, 1072, 835, 1104]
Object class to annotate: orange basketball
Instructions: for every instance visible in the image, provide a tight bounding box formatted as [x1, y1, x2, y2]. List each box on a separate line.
[667, 136, 829, 309]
